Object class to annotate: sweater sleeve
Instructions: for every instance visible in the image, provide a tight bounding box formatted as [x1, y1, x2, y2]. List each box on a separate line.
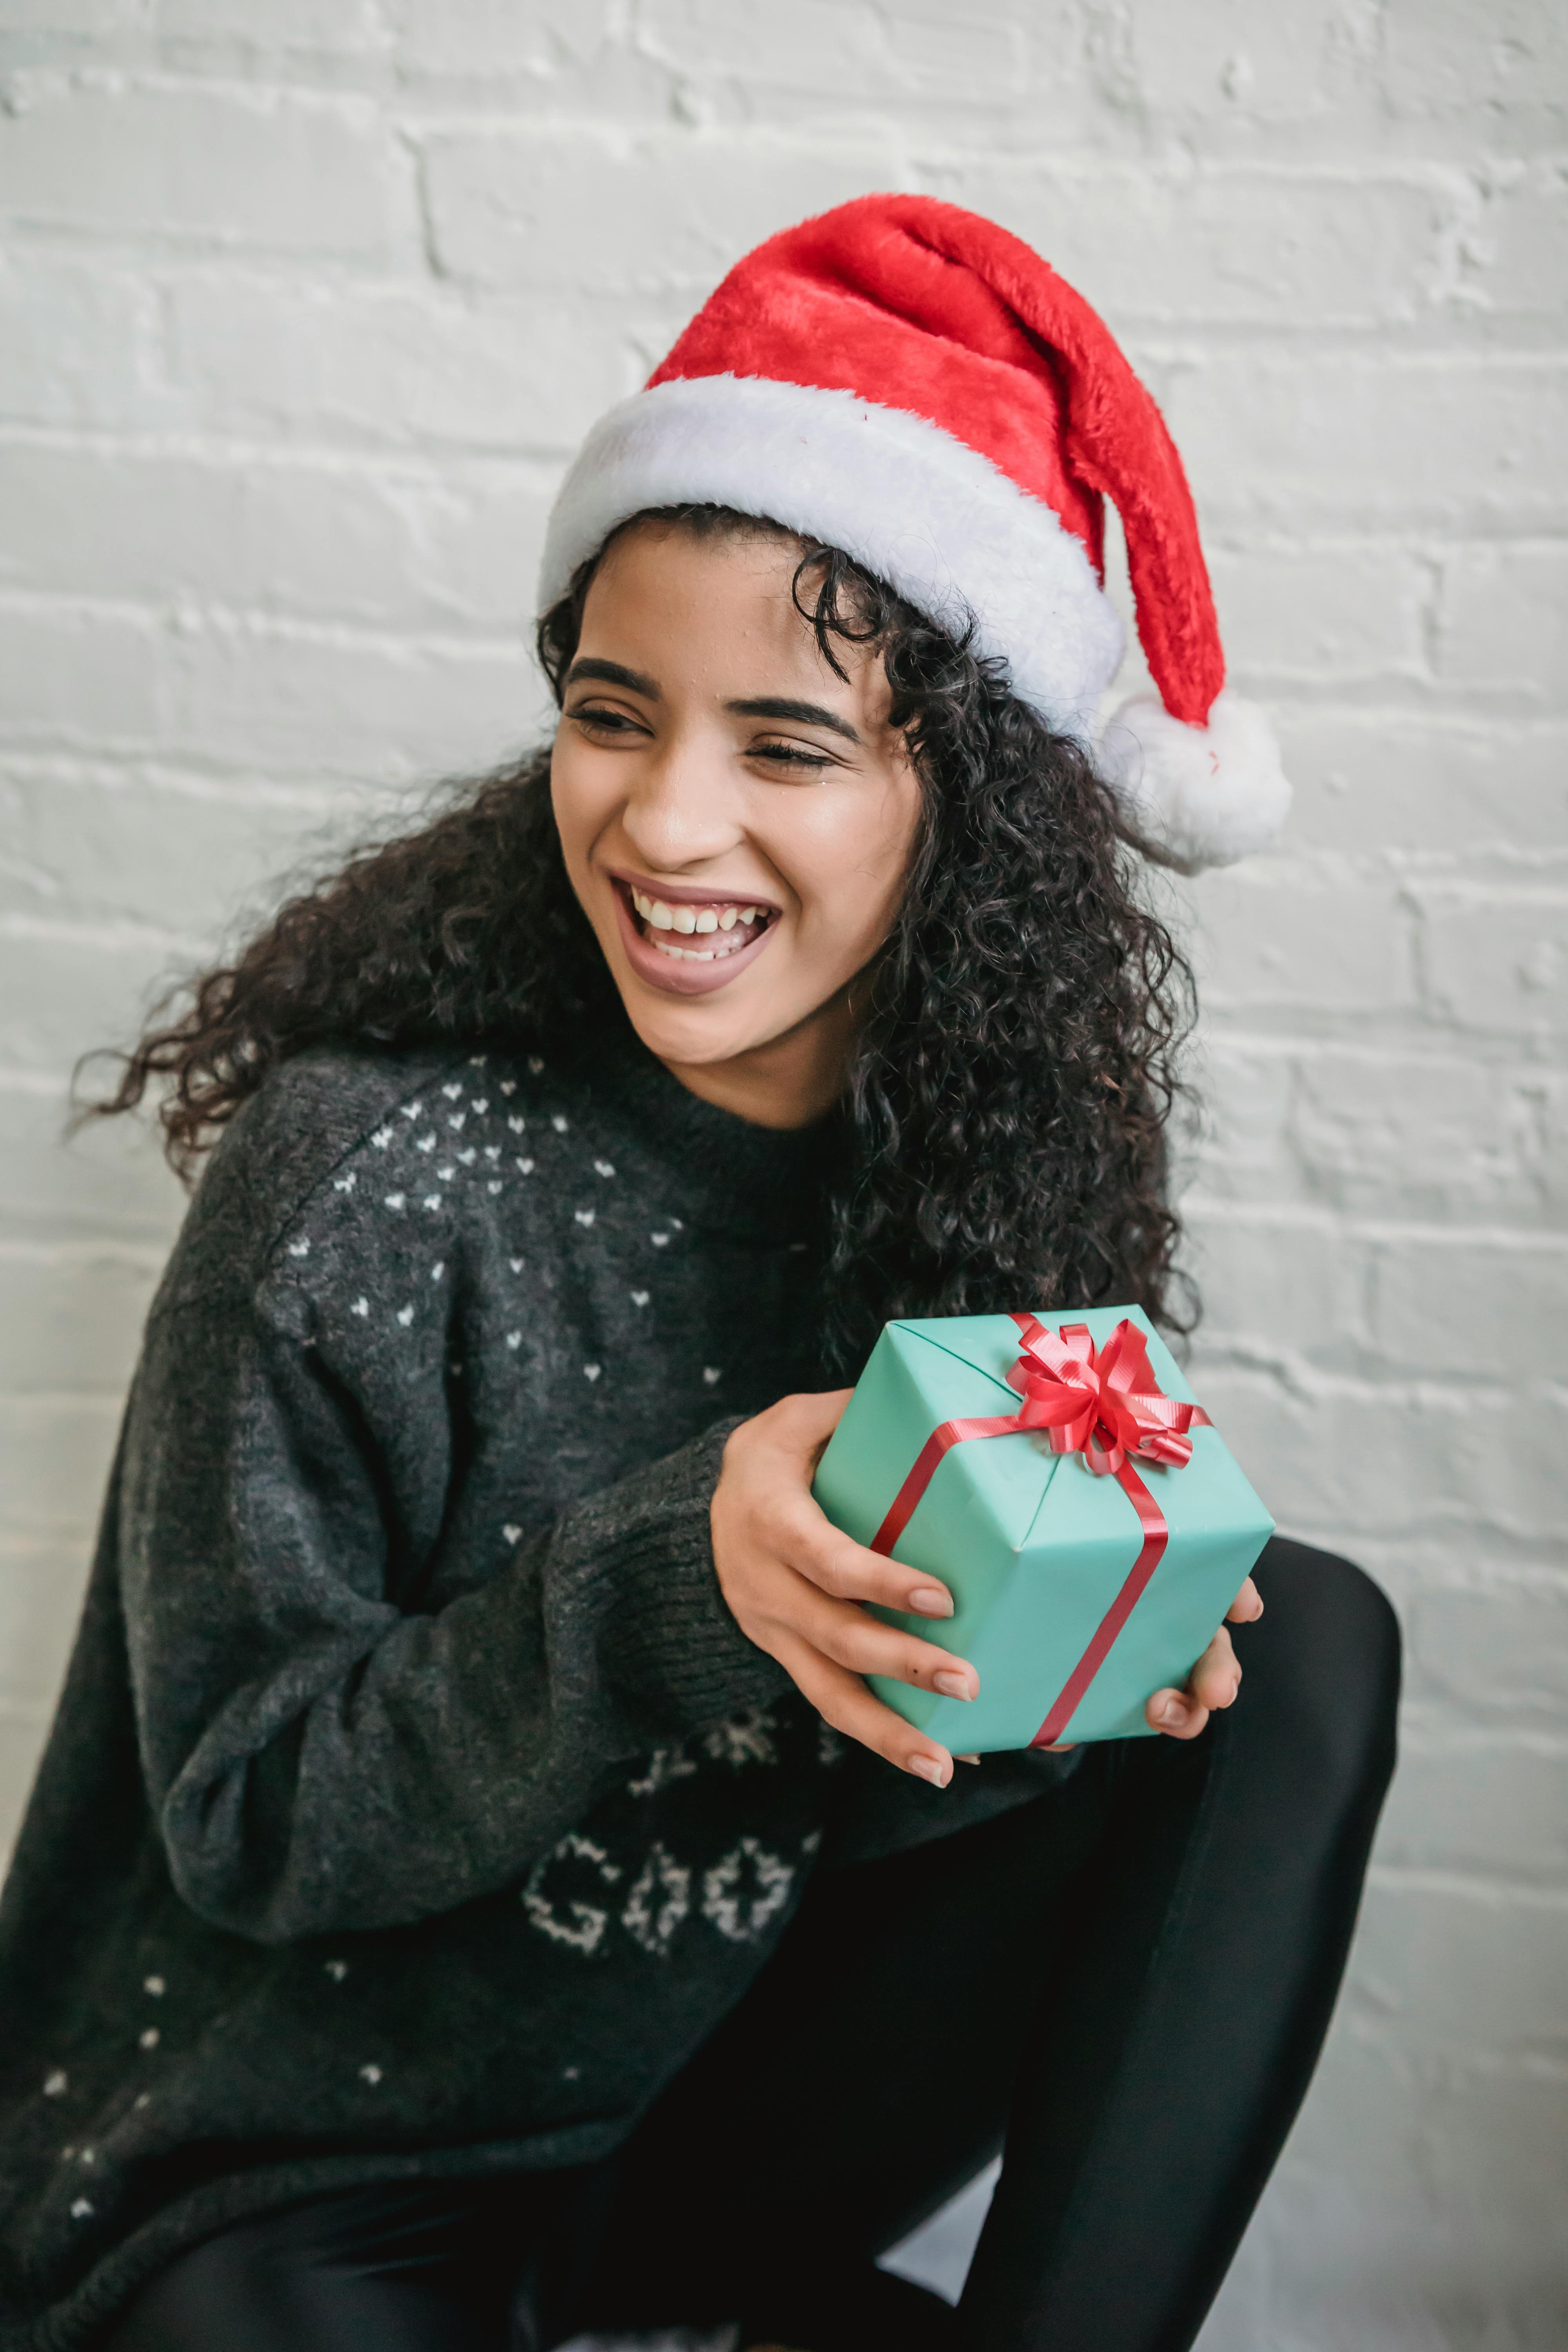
[118, 1265, 789, 1947]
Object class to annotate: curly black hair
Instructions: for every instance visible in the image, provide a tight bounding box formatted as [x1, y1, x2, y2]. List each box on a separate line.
[84, 504, 1195, 1365]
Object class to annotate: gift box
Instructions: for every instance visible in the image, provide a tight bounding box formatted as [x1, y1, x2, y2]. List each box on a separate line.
[811, 1305, 1274, 1752]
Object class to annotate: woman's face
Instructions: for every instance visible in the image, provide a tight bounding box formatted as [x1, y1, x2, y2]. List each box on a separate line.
[550, 521, 923, 1123]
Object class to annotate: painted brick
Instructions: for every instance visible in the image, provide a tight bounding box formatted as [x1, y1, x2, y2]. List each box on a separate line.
[1232, 2058, 1568, 2347]
[1371, 1233, 1568, 1374]
[1189, 873, 1417, 1016]
[1417, 886, 1568, 1039]
[0, 79, 419, 263]
[382, 0, 617, 77]
[637, 0, 1031, 108]
[1193, 1368, 1566, 1542]
[0, 921, 189, 1078]
[161, 278, 626, 454]
[1187, 1039, 1296, 1200]
[1469, 161, 1568, 319]
[0, 597, 539, 781]
[1346, 1878, 1568, 2062]
[1206, 545, 1427, 680]
[0, 1395, 122, 1539]
[1164, 356, 1568, 534]
[0, 1078, 183, 1244]
[420, 125, 904, 293]
[154, 0, 387, 54]
[0, 1, 131, 30]
[924, 166, 1445, 329]
[0, 260, 169, 433]
[0, 1243, 160, 1393]
[1278, 711, 1568, 860]
[1292, 1049, 1548, 1219]
[1182, 1206, 1354, 1357]
[1383, 0, 1568, 133]
[0, 440, 551, 634]
[1378, 1737, 1568, 1882]
[156, 620, 539, 782]
[1407, 1576, 1568, 1718]
[1433, 544, 1568, 705]
[1116, 0, 1350, 130]
[0, 602, 163, 750]
[0, 757, 329, 945]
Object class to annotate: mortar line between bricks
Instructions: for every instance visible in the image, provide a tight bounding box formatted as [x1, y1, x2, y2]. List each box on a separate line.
[0, 586, 534, 661]
[0, 908, 200, 954]
[0, 419, 573, 484]
[0, 1237, 171, 1270]
[1182, 1199, 1568, 1250]
[0, 770, 390, 823]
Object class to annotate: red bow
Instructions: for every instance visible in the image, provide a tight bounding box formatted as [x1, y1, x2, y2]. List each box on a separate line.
[1005, 1316, 1207, 1478]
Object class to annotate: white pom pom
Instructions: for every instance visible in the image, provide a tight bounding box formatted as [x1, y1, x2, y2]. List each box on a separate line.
[1098, 688, 1291, 874]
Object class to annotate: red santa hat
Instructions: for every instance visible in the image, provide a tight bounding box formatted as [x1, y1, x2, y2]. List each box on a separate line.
[539, 194, 1289, 873]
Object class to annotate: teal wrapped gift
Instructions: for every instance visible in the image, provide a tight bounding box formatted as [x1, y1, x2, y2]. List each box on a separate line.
[811, 1304, 1274, 1753]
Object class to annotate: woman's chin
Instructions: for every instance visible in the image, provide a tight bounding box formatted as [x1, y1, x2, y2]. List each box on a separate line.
[617, 978, 780, 1073]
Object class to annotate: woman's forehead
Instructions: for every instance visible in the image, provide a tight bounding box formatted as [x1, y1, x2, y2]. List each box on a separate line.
[579, 524, 890, 724]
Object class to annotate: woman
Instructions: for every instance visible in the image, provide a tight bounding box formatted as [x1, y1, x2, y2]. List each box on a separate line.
[0, 198, 1397, 2352]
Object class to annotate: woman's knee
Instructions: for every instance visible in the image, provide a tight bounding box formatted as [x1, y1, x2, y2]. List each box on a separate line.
[1237, 1537, 1401, 1801]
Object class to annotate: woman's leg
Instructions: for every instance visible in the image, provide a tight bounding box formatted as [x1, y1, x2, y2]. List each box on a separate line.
[569, 1538, 1399, 2352]
[102, 2182, 525, 2352]
[957, 1537, 1400, 2351]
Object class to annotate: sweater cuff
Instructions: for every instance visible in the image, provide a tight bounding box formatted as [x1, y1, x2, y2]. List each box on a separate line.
[588, 1418, 795, 1735]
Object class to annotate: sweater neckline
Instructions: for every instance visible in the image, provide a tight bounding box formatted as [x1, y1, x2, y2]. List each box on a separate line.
[550, 1013, 849, 1244]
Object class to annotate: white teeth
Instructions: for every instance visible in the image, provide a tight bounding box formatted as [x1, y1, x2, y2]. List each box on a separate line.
[628, 886, 771, 945]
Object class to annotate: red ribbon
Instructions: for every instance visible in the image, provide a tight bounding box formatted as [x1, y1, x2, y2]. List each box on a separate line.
[869, 1313, 1210, 1749]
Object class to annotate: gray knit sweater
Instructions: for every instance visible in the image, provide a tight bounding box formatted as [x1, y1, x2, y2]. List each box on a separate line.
[0, 1019, 1067, 2348]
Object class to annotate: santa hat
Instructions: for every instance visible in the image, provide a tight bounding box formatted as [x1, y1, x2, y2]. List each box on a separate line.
[539, 194, 1289, 873]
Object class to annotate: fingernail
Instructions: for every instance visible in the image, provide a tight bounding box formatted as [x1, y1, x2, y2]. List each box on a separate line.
[932, 1670, 973, 1700]
[955, 1753, 981, 1765]
[1157, 1697, 1185, 1728]
[907, 1753, 950, 1788]
[908, 1586, 953, 1617]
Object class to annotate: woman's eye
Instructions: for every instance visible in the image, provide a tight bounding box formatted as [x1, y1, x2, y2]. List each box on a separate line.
[570, 704, 641, 736]
[749, 739, 836, 772]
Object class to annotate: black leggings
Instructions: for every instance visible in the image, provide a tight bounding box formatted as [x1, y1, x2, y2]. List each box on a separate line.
[108, 1539, 1399, 2352]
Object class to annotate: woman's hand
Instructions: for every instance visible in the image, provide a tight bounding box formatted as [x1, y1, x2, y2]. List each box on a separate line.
[1142, 1576, 1264, 1740]
[712, 1389, 975, 1789]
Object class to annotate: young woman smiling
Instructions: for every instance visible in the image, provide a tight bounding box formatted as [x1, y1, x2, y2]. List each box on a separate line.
[0, 200, 1398, 2352]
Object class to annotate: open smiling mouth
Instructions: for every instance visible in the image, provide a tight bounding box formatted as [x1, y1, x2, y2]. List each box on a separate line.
[621, 883, 779, 964]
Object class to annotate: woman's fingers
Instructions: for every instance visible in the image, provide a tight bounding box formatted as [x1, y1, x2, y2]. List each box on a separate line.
[1147, 1687, 1210, 1739]
[777, 1573, 979, 1699]
[787, 1510, 955, 1619]
[765, 1386, 857, 1464]
[773, 1635, 955, 1787]
[1189, 1622, 1242, 1711]
[1225, 1575, 1263, 1625]
[1147, 1624, 1242, 1739]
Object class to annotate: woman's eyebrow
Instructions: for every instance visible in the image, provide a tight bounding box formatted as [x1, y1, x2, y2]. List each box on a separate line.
[564, 658, 662, 698]
[725, 695, 861, 744]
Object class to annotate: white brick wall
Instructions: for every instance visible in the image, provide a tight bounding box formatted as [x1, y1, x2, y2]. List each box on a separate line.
[0, 6, 1562, 2345]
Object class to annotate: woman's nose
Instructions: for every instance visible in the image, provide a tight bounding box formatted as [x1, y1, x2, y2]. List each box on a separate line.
[620, 739, 742, 872]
